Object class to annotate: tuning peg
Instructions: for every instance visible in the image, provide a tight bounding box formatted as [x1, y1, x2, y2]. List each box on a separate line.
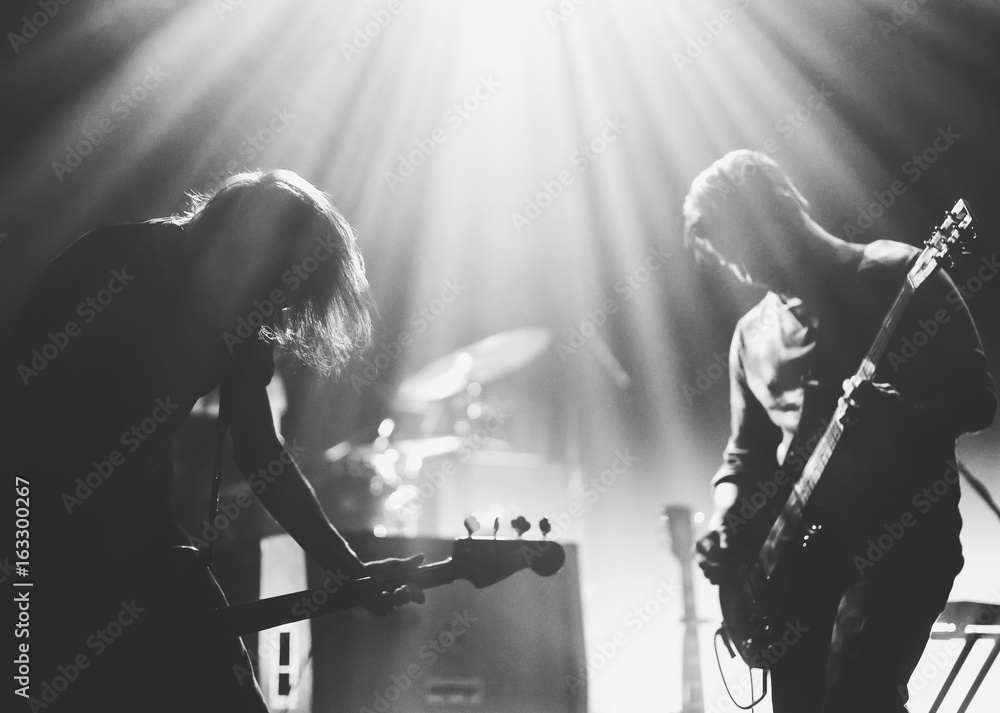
[493, 517, 500, 537]
[511, 516, 530, 537]
[539, 518, 551, 537]
[463, 515, 480, 537]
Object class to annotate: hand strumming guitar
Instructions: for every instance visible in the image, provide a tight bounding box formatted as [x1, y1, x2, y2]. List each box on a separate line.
[694, 482, 749, 585]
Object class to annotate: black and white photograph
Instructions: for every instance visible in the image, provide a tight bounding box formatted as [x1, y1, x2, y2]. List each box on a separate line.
[2, 1, 999, 712]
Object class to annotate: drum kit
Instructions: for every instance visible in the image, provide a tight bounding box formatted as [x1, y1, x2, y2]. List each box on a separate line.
[323, 327, 553, 536]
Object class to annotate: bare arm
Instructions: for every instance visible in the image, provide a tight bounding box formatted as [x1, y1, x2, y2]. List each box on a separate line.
[223, 380, 367, 576]
[698, 325, 782, 581]
[217, 347, 423, 605]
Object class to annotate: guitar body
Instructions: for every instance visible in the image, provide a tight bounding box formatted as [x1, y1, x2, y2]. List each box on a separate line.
[717, 558, 770, 668]
[717, 517, 825, 669]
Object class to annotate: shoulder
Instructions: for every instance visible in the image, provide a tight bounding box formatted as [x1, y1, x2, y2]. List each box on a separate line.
[46, 221, 185, 277]
[65, 220, 183, 255]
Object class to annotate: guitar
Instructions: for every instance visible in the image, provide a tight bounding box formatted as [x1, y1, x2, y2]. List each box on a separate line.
[665, 504, 705, 713]
[716, 199, 977, 669]
[203, 518, 566, 636]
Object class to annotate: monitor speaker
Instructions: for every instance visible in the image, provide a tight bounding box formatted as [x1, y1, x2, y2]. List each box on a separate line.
[300, 533, 587, 713]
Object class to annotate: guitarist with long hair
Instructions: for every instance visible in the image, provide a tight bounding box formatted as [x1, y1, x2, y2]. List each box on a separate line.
[683, 150, 996, 712]
[2, 170, 423, 712]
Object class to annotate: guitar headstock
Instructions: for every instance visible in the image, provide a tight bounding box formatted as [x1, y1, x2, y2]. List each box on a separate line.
[664, 504, 695, 565]
[450, 517, 566, 588]
[912, 199, 977, 285]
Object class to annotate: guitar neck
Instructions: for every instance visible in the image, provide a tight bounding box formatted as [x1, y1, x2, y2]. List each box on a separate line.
[758, 260, 926, 577]
[210, 559, 458, 636]
[207, 533, 567, 635]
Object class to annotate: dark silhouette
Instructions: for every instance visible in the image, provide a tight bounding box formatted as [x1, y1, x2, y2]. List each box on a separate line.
[2, 170, 423, 712]
[684, 150, 995, 712]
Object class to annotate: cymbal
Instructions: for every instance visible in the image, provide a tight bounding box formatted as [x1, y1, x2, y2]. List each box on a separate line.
[395, 327, 551, 405]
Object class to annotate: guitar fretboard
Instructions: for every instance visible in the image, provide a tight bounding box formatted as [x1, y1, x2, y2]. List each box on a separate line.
[758, 254, 931, 576]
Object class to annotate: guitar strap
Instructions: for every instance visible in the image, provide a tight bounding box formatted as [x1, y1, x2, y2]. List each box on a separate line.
[204, 396, 229, 568]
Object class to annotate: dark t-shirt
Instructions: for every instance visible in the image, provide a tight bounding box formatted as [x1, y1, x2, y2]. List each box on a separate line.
[714, 239, 995, 563]
[1, 221, 274, 577]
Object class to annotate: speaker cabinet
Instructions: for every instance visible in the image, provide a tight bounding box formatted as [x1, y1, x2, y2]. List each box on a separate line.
[304, 534, 586, 713]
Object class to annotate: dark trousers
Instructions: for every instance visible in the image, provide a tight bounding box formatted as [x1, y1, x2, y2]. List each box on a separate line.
[769, 534, 960, 713]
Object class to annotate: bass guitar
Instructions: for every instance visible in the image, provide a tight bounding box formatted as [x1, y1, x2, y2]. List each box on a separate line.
[205, 516, 565, 636]
[716, 199, 977, 669]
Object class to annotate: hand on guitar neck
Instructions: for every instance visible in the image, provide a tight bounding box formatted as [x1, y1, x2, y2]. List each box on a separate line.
[209, 516, 566, 636]
[839, 378, 941, 463]
[346, 515, 554, 613]
[353, 553, 428, 614]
